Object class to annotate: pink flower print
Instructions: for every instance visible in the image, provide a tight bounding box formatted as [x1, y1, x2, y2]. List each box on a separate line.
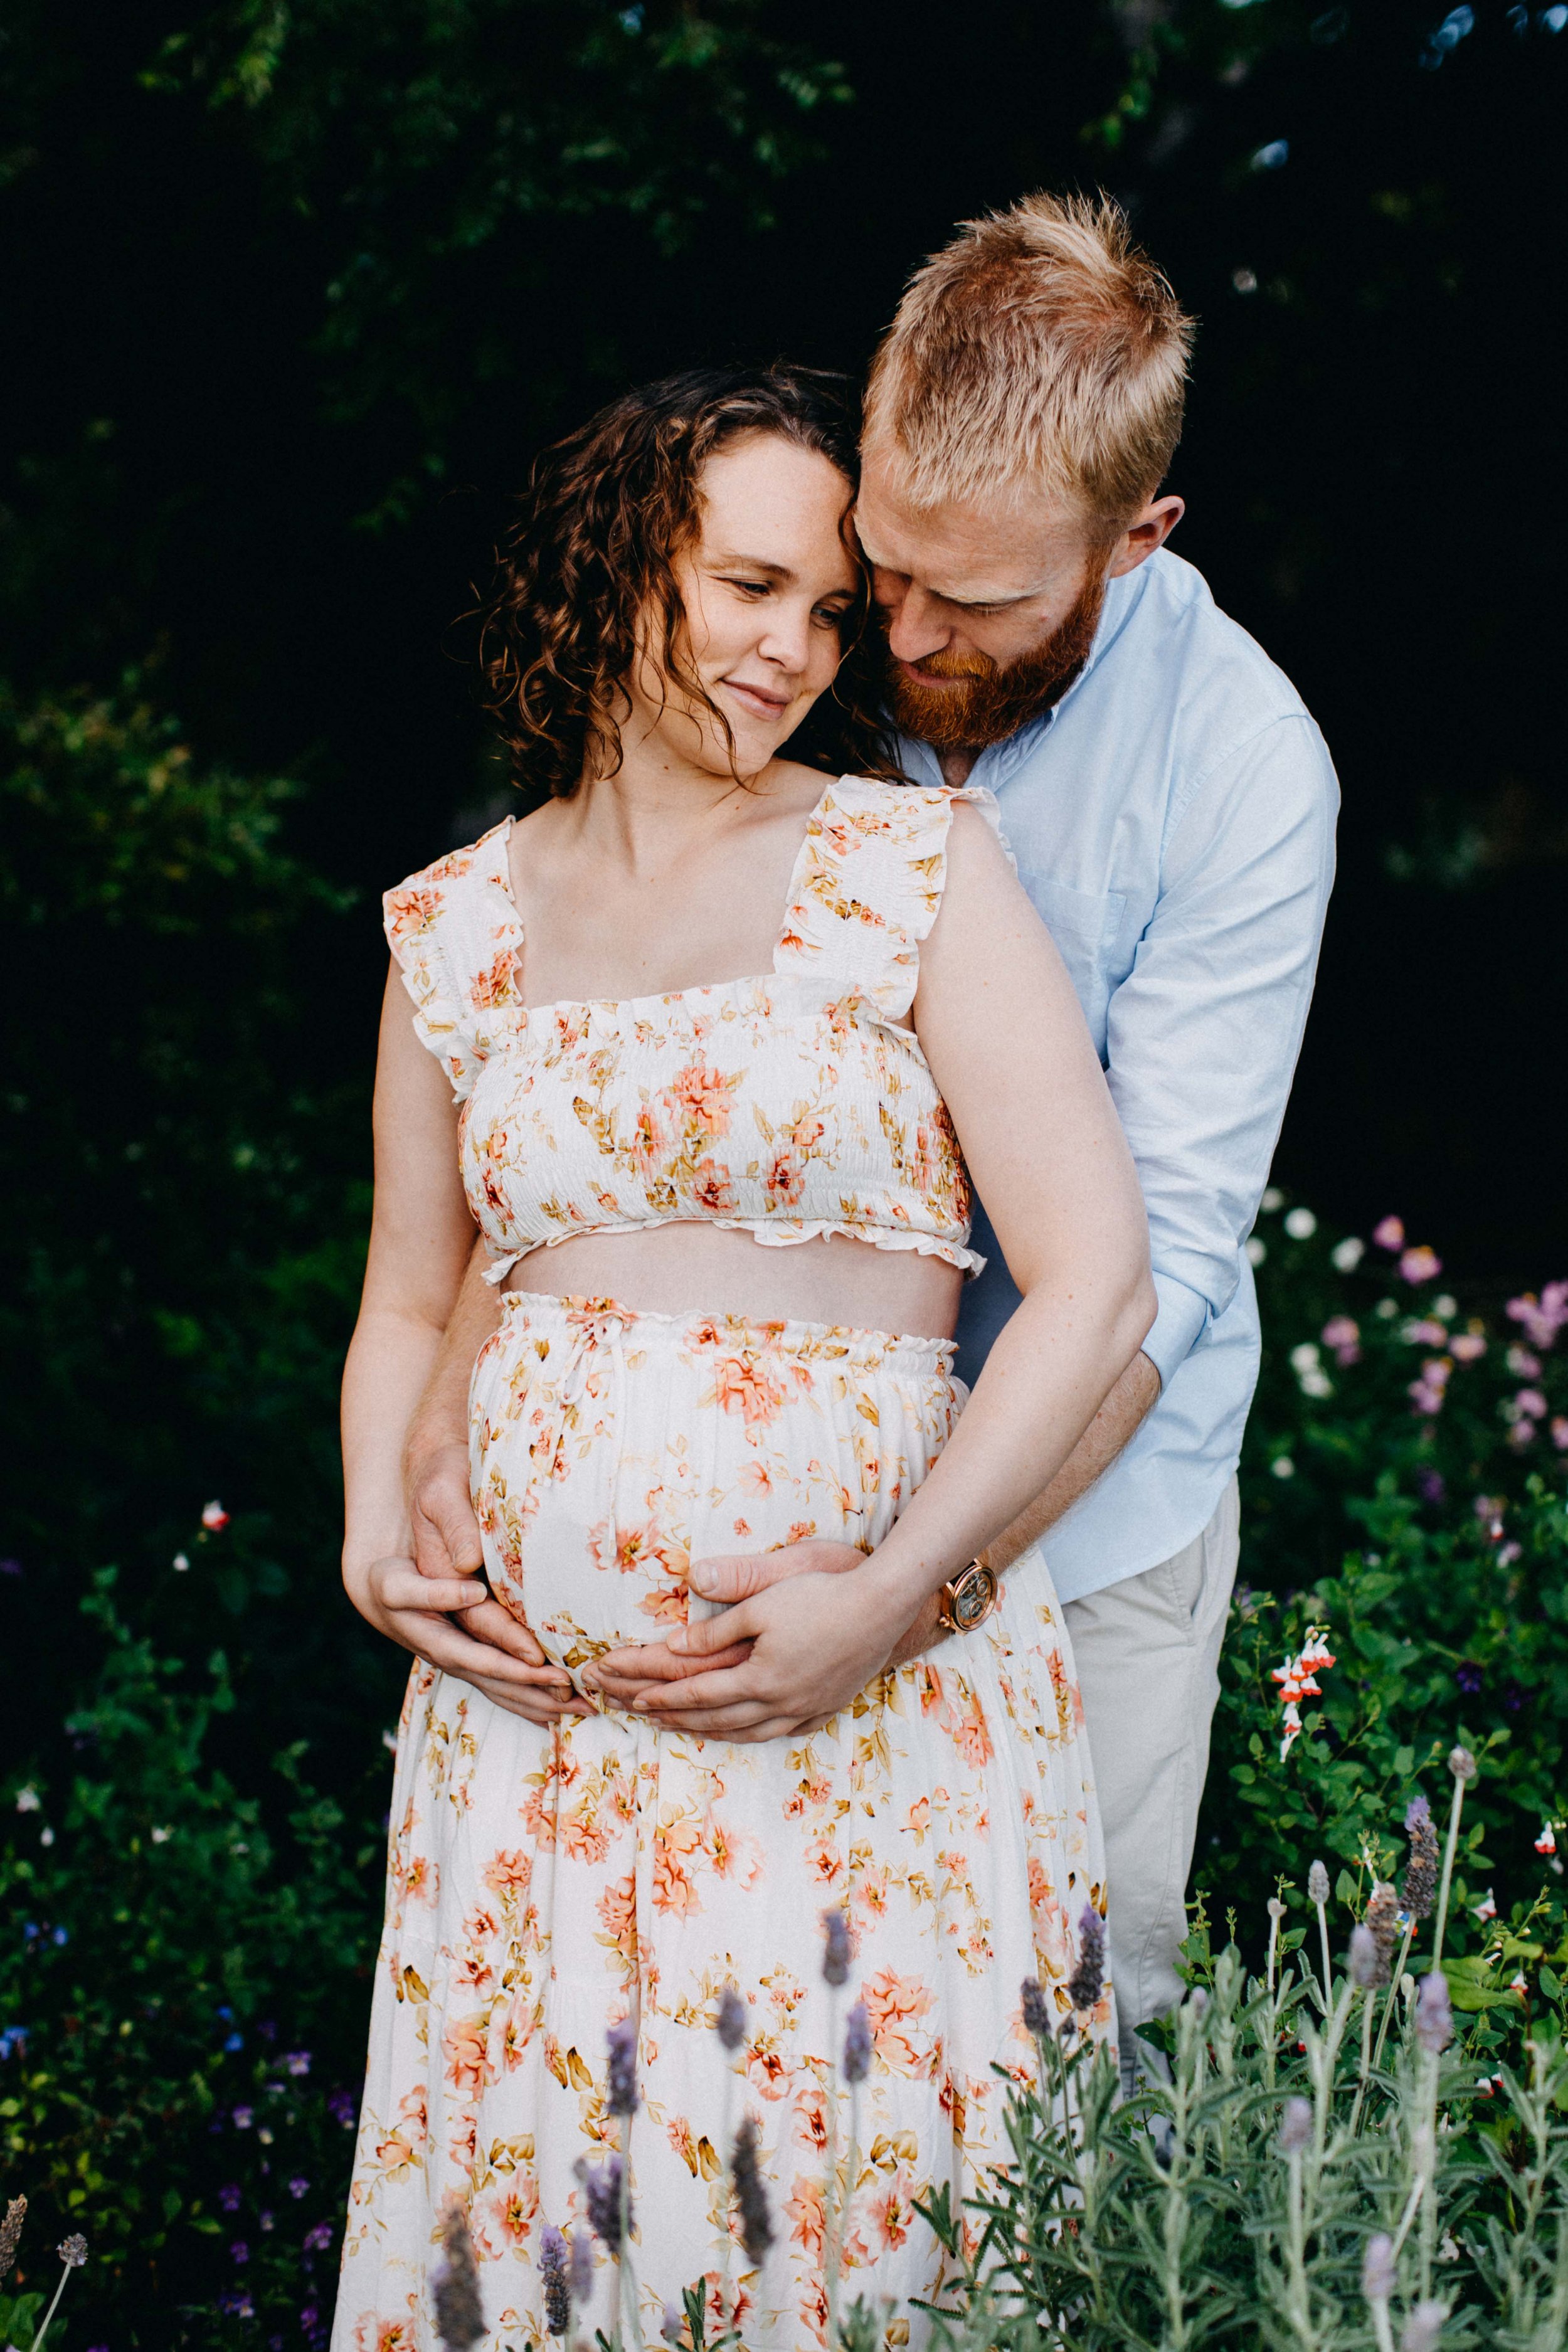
[652, 1811, 704, 1917]
[1400, 1244, 1443, 1285]
[1451, 1331, 1487, 1363]
[1507, 1281, 1568, 1352]
[790, 1112, 826, 1155]
[690, 1157, 738, 1216]
[596, 1872, 637, 1956]
[630, 1103, 668, 1175]
[469, 946, 519, 1010]
[482, 1849, 532, 1901]
[1372, 1215, 1406, 1251]
[785, 2173, 827, 2259]
[1321, 1315, 1360, 1365]
[744, 2046, 789, 2101]
[665, 1063, 737, 1137]
[383, 885, 440, 946]
[862, 1968, 936, 2078]
[709, 1353, 791, 1429]
[765, 1150, 806, 1207]
[442, 2011, 496, 2096]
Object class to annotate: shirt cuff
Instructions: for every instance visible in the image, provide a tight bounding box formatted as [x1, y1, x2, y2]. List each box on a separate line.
[1140, 1269, 1212, 1391]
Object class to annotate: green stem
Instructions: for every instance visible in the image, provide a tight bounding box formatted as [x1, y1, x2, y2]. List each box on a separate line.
[1348, 1988, 1376, 2136]
[1370, 1919, 1416, 2077]
[1285, 2144, 1316, 2350]
[1430, 1770, 1470, 1974]
[618, 2112, 644, 2352]
[1315, 1897, 1333, 2015]
[824, 1990, 843, 2346]
[28, 2260, 73, 2352]
[1369, 2302, 1396, 2352]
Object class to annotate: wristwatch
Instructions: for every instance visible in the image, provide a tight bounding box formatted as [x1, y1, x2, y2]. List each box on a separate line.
[938, 1557, 999, 1633]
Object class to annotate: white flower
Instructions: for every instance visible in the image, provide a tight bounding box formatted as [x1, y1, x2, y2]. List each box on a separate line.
[40, 1826, 55, 1846]
[201, 1500, 230, 1531]
[15, 1786, 40, 1813]
[381, 1729, 398, 1754]
[172, 1552, 190, 1572]
[1433, 1294, 1457, 1320]
[1290, 1342, 1322, 1374]
[1261, 1186, 1285, 1212]
[1271, 1456, 1296, 1480]
[1246, 1236, 1268, 1266]
[1374, 1297, 1399, 1319]
[151, 1825, 172, 1845]
[1331, 1235, 1365, 1271]
[1284, 1206, 1317, 1239]
[1300, 1369, 1333, 1399]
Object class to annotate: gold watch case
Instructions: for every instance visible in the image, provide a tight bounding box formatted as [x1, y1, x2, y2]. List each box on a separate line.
[939, 1559, 999, 1633]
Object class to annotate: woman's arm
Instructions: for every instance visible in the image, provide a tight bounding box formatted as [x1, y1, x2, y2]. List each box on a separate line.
[342, 963, 583, 1722]
[635, 804, 1156, 1737]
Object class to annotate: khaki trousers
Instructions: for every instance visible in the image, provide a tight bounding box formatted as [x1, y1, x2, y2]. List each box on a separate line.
[1057, 1476, 1241, 2075]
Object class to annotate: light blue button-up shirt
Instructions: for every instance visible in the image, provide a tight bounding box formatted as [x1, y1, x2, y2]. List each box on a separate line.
[899, 547, 1338, 1602]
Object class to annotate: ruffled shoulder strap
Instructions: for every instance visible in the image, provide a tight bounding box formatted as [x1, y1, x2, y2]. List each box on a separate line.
[775, 776, 1013, 1016]
[382, 819, 525, 1101]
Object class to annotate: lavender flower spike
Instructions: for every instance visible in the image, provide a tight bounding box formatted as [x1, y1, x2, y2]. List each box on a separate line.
[0, 2196, 25, 2279]
[730, 2114, 775, 2267]
[1414, 1970, 1453, 2053]
[1448, 1747, 1476, 1784]
[1364, 1883, 1401, 1987]
[1401, 2301, 1448, 2352]
[568, 2228, 595, 2311]
[1066, 1905, 1106, 2014]
[842, 2001, 872, 2085]
[1020, 1976, 1051, 2038]
[606, 2016, 639, 2119]
[1404, 1795, 1439, 1922]
[57, 2235, 88, 2269]
[716, 1985, 748, 2053]
[1348, 1924, 1379, 1988]
[1277, 2097, 1312, 2155]
[822, 1907, 852, 1988]
[661, 2301, 686, 2345]
[1362, 2232, 1396, 2304]
[1307, 1860, 1330, 1908]
[538, 2225, 569, 2338]
[432, 2198, 485, 2351]
[575, 2154, 631, 2256]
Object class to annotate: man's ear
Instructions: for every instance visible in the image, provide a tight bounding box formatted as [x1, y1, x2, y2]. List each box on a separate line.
[1106, 493, 1185, 580]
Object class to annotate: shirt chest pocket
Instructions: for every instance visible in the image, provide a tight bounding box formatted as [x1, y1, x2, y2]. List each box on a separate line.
[1016, 871, 1127, 1057]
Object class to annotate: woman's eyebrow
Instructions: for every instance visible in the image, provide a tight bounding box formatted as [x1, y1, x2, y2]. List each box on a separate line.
[707, 551, 795, 580]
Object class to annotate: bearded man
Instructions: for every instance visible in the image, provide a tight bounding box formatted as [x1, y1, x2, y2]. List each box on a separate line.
[394, 194, 1338, 2081]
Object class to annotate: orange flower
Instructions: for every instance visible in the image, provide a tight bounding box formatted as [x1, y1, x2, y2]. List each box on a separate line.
[862, 1968, 935, 2078]
[442, 2010, 496, 2095]
[745, 2045, 789, 2101]
[383, 886, 439, 944]
[665, 1063, 737, 1136]
[596, 1871, 637, 1954]
[691, 1157, 739, 1216]
[652, 1811, 704, 1917]
[793, 2079, 829, 2153]
[482, 1850, 532, 1900]
[786, 2173, 827, 2258]
[765, 1152, 806, 1207]
[710, 1353, 790, 1428]
[487, 2177, 539, 2246]
[469, 946, 519, 1010]
[561, 1804, 611, 1865]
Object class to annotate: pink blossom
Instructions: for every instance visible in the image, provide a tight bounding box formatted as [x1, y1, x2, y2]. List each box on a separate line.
[1400, 1245, 1443, 1285]
[1514, 1389, 1547, 1421]
[1507, 1281, 1568, 1352]
[1404, 1318, 1448, 1347]
[1498, 1541, 1522, 1566]
[1552, 1417, 1568, 1453]
[1372, 1215, 1406, 1251]
[1450, 1332, 1487, 1363]
[1507, 1345, 1543, 1379]
[1510, 1422, 1538, 1448]
[1472, 1889, 1498, 1922]
[1409, 1380, 1447, 1417]
[1320, 1314, 1360, 1366]
[201, 1500, 230, 1531]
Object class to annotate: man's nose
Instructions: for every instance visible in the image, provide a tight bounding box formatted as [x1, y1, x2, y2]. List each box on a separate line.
[882, 581, 951, 665]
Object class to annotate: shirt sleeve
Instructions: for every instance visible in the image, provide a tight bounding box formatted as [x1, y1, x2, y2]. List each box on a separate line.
[1105, 711, 1339, 1389]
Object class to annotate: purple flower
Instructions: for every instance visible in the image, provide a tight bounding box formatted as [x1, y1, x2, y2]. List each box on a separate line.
[575, 2155, 630, 2255]
[233, 2106, 254, 2130]
[821, 1908, 852, 1988]
[1066, 1905, 1108, 2014]
[842, 2003, 872, 2085]
[287, 2176, 309, 2199]
[1507, 1282, 1568, 1352]
[538, 2225, 569, 2337]
[327, 2088, 356, 2126]
[1414, 1971, 1453, 2053]
[284, 2049, 312, 2077]
[568, 2228, 594, 2307]
[219, 2183, 243, 2212]
[304, 2221, 334, 2252]
[729, 2114, 774, 2265]
[300, 2305, 319, 2332]
[231, 2241, 250, 2264]
[1416, 1469, 1446, 1505]
[224, 2032, 245, 2052]
[1455, 1661, 1483, 1695]
[605, 2017, 638, 2119]
[716, 1987, 748, 2053]
[1020, 1976, 1051, 2037]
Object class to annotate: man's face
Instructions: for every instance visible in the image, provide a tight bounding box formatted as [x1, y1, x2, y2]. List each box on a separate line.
[854, 449, 1182, 750]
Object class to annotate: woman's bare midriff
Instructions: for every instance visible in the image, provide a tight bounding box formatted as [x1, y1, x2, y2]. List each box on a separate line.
[502, 1219, 965, 1340]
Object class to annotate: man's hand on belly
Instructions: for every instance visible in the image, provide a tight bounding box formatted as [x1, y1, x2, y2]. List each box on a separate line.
[582, 1539, 950, 1716]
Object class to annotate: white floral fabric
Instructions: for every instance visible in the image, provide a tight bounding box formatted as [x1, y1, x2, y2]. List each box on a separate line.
[334, 1298, 1106, 2351]
[380, 778, 1010, 1283]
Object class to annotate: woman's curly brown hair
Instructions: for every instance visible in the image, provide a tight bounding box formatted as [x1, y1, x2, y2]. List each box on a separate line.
[474, 364, 902, 801]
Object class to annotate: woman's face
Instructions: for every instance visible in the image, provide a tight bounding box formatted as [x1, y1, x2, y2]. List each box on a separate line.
[627, 430, 860, 780]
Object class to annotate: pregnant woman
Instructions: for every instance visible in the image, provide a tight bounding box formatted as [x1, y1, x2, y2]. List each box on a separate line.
[334, 364, 1153, 2350]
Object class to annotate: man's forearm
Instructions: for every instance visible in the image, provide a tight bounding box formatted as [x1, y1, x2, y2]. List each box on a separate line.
[403, 1237, 502, 1475]
[983, 1348, 1161, 1572]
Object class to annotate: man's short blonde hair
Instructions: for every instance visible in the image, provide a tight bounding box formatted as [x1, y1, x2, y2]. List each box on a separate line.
[863, 190, 1195, 531]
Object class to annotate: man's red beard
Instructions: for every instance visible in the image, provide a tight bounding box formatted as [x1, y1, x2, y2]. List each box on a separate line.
[883, 571, 1107, 753]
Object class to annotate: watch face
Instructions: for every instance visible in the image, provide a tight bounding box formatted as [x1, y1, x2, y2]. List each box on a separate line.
[951, 1568, 995, 1630]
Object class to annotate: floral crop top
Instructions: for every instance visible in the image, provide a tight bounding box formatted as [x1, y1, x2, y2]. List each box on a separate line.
[383, 776, 1007, 1285]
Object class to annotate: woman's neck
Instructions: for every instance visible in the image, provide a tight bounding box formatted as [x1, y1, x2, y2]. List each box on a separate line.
[563, 733, 773, 876]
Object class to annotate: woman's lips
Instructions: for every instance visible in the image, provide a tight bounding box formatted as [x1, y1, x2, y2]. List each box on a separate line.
[723, 678, 791, 720]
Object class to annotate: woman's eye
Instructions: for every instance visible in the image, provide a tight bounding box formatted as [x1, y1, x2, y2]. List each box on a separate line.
[727, 578, 772, 598]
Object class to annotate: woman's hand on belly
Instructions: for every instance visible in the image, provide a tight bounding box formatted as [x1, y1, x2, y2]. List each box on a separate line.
[350, 1554, 595, 1724]
[614, 1561, 925, 1742]
[585, 1539, 950, 1714]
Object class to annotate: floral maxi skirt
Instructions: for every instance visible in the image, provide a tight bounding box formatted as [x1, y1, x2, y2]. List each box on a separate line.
[333, 1294, 1107, 2352]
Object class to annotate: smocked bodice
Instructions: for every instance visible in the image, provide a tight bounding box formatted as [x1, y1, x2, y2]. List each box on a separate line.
[383, 776, 1005, 1283]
